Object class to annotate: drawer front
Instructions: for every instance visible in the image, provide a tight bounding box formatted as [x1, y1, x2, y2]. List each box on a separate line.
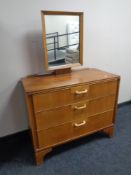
[36, 95, 116, 130]
[90, 80, 117, 99]
[38, 123, 72, 148]
[33, 84, 89, 112]
[33, 80, 117, 112]
[88, 95, 115, 116]
[37, 111, 113, 148]
[72, 110, 113, 137]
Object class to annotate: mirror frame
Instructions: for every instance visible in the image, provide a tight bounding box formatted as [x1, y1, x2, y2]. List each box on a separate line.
[41, 10, 83, 71]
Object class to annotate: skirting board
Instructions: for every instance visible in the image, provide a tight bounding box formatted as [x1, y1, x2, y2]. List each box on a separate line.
[0, 130, 30, 146]
[118, 100, 131, 108]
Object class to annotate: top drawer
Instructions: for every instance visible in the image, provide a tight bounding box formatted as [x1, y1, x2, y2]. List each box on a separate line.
[90, 80, 117, 98]
[33, 80, 117, 112]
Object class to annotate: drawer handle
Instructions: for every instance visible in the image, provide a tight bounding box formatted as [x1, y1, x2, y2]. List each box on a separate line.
[74, 120, 86, 127]
[75, 89, 88, 95]
[74, 104, 86, 110]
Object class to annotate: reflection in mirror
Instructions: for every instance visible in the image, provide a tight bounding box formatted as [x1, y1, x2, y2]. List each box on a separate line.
[45, 15, 80, 67]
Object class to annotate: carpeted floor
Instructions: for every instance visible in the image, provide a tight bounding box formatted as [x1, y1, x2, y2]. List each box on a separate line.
[0, 103, 131, 175]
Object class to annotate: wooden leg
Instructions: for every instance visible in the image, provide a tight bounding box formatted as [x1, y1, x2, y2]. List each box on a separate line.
[103, 126, 114, 137]
[35, 148, 52, 165]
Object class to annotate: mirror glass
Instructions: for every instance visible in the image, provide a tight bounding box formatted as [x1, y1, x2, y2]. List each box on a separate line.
[45, 15, 80, 67]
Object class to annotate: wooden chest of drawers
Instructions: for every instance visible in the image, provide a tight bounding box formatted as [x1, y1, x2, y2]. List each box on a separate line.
[22, 68, 120, 165]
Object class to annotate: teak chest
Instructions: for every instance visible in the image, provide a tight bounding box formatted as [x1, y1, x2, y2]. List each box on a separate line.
[22, 68, 120, 165]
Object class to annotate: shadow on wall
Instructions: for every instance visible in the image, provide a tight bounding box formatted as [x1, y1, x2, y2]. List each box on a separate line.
[0, 81, 28, 137]
[24, 31, 46, 74]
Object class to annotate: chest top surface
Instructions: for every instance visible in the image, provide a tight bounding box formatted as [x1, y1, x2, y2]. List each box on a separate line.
[22, 68, 119, 94]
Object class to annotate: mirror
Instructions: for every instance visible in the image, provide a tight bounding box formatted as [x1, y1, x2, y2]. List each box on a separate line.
[41, 11, 83, 70]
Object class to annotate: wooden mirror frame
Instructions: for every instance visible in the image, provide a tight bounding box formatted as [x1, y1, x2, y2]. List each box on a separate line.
[41, 10, 83, 72]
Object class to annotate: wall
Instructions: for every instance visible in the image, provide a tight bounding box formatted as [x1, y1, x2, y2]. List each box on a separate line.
[0, 0, 131, 137]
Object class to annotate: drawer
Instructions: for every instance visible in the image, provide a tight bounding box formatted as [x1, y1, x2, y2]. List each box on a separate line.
[33, 84, 89, 112]
[35, 95, 116, 130]
[90, 80, 117, 99]
[38, 123, 72, 148]
[88, 95, 115, 116]
[37, 110, 113, 148]
[72, 110, 113, 138]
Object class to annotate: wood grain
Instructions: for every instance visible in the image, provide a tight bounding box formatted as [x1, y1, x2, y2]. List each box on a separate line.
[22, 68, 120, 165]
[41, 11, 83, 71]
[37, 110, 114, 148]
[32, 80, 117, 112]
[22, 68, 119, 94]
[35, 95, 116, 131]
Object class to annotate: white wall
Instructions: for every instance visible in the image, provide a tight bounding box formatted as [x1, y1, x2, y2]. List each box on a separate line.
[0, 0, 131, 137]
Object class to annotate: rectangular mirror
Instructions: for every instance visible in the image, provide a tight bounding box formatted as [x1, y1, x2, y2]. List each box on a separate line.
[41, 11, 83, 71]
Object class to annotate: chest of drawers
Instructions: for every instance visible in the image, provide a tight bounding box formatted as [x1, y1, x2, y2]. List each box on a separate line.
[22, 68, 120, 165]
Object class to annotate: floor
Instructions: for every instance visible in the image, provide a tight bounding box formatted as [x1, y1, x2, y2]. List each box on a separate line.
[0, 103, 131, 175]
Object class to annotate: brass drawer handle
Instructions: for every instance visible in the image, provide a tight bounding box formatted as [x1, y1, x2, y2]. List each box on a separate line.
[75, 89, 88, 95]
[74, 120, 86, 127]
[74, 104, 86, 110]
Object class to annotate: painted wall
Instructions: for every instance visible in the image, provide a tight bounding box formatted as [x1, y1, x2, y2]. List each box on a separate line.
[0, 0, 131, 137]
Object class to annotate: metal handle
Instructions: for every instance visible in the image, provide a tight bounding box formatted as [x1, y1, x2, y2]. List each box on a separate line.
[74, 104, 86, 110]
[74, 120, 86, 127]
[75, 89, 88, 95]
